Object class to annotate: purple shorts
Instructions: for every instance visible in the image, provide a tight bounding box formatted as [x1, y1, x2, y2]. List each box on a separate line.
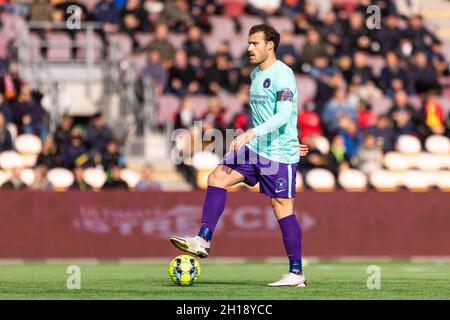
[222, 145, 297, 198]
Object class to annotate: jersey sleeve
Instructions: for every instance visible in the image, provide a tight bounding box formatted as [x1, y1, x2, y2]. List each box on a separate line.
[253, 69, 296, 137]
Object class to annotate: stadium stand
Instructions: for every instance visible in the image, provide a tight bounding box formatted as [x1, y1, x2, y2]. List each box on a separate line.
[0, 0, 448, 191]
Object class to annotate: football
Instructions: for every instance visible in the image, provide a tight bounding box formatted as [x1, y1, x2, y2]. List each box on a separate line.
[168, 255, 201, 286]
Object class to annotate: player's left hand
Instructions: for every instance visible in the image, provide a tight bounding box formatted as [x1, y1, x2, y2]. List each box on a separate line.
[300, 144, 309, 156]
[230, 129, 256, 152]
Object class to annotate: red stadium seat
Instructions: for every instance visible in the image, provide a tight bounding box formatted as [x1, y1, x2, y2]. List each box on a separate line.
[238, 15, 263, 36]
[219, 94, 243, 124]
[75, 32, 103, 62]
[135, 32, 154, 48]
[168, 33, 186, 50]
[46, 32, 72, 62]
[188, 95, 210, 119]
[210, 16, 235, 40]
[267, 17, 294, 33]
[108, 33, 133, 60]
[296, 75, 317, 109]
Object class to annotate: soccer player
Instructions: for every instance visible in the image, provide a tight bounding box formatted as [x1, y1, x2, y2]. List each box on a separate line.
[170, 25, 308, 287]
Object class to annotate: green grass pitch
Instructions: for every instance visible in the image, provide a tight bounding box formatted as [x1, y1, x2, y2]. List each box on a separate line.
[1, 260, 449, 299]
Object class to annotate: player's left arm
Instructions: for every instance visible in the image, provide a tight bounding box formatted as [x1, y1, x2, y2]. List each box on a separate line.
[231, 72, 296, 152]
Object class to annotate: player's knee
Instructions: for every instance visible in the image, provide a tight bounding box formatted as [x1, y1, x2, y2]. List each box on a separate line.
[207, 170, 226, 188]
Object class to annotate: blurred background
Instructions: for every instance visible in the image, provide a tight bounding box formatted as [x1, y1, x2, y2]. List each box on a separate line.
[0, 0, 449, 259]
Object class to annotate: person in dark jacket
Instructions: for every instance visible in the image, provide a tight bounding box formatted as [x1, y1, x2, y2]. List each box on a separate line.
[86, 112, 113, 155]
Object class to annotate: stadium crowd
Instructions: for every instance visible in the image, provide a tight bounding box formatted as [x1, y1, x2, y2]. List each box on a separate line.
[0, 0, 449, 190]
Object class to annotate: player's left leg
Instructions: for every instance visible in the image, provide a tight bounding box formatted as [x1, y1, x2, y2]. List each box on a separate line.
[267, 197, 306, 287]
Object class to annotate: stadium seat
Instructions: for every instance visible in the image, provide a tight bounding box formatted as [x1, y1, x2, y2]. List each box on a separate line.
[370, 96, 392, 115]
[291, 35, 306, 55]
[6, 123, 18, 142]
[219, 94, 243, 124]
[229, 35, 249, 60]
[296, 75, 316, 108]
[238, 16, 263, 37]
[436, 171, 450, 191]
[338, 169, 368, 191]
[14, 134, 43, 154]
[83, 167, 106, 190]
[108, 33, 132, 60]
[75, 32, 104, 62]
[383, 151, 411, 171]
[47, 168, 75, 191]
[369, 170, 399, 191]
[192, 151, 220, 170]
[202, 34, 223, 56]
[313, 135, 331, 155]
[407, 95, 422, 112]
[20, 168, 35, 187]
[168, 33, 186, 50]
[425, 135, 450, 154]
[413, 153, 445, 171]
[120, 168, 141, 189]
[365, 55, 386, 77]
[0, 170, 11, 187]
[267, 17, 294, 33]
[0, 151, 24, 170]
[156, 94, 180, 124]
[396, 135, 422, 154]
[20, 154, 38, 168]
[401, 170, 433, 191]
[135, 33, 154, 48]
[305, 168, 336, 191]
[46, 32, 72, 62]
[210, 16, 235, 40]
[188, 95, 210, 119]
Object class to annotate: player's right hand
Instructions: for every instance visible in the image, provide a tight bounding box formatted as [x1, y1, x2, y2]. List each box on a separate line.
[300, 144, 309, 156]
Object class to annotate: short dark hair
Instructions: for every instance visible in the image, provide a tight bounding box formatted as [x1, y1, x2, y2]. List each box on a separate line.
[249, 24, 280, 53]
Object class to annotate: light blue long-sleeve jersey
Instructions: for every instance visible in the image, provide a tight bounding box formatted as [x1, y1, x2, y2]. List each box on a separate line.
[247, 60, 300, 164]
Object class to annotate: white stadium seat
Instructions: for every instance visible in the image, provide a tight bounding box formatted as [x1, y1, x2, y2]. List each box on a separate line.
[0, 151, 24, 169]
[383, 152, 411, 171]
[192, 151, 220, 170]
[401, 170, 433, 191]
[413, 153, 445, 171]
[0, 170, 12, 187]
[83, 167, 106, 190]
[15, 134, 42, 154]
[396, 135, 422, 154]
[436, 171, 450, 191]
[120, 168, 141, 189]
[369, 170, 400, 191]
[338, 169, 368, 191]
[47, 168, 75, 190]
[20, 168, 35, 187]
[314, 135, 330, 155]
[425, 135, 450, 154]
[305, 168, 336, 191]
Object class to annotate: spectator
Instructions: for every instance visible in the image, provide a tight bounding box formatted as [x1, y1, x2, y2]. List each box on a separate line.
[203, 53, 232, 95]
[378, 51, 412, 97]
[322, 87, 357, 134]
[357, 101, 378, 129]
[301, 29, 332, 66]
[375, 14, 403, 54]
[419, 91, 445, 136]
[121, 0, 150, 49]
[0, 93, 12, 123]
[1, 168, 27, 190]
[102, 139, 124, 171]
[430, 41, 450, 76]
[328, 134, 350, 176]
[201, 96, 226, 134]
[388, 90, 418, 135]
[30, 165, 52, 191]
[86, 112, 113, 155]
[158, 0, 194, 33]
[12, 86, 47, 140]
[61, 128, 88, 169]
[317, 11, 342, 48]
[104, 166, 129, 189]
[350, 51, 374, 86]
[36, 138, 59, 168]
[0, 62, 23, 102]
[354, 133, 383, 174]
[174, 97, 194, 130]
[168, 49, 200, 95]
[189, 0, 214, 33]
[340, 12, 372, 54]
[53, 115, 73, 154]
[140, 23, 176, 64]
[93, 0, 122, 58]
[366, 115, 397, 153]
[404, 15, 438, 52]
[135, 165, 162, 191]
[0, 113, 12, 152]
[139, 49, 168, 95]
[277, 31, 297, 69]
[409, 51, 440, 94]
[70, 166, 91, 191]
[338, 116, 363, 159]
[183, 25, 208, 63]
[297, 102, 322, 140]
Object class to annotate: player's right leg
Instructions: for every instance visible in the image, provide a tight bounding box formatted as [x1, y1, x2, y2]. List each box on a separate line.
[170, 164, 246, 258]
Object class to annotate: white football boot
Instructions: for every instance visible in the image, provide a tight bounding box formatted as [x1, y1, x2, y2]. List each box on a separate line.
[268, 273, 307, 287]
[170, 235, 210, 258]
